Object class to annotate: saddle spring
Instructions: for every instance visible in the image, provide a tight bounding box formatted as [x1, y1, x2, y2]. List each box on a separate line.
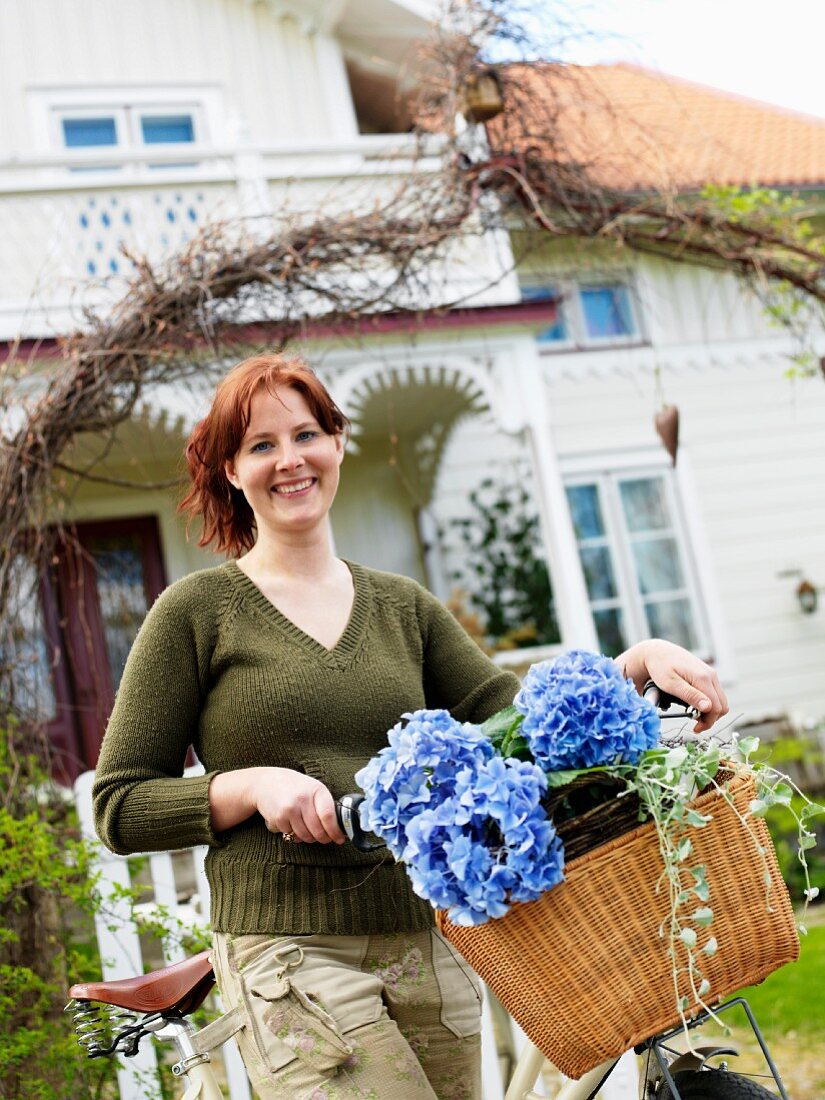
[66, 998, 157, 1058]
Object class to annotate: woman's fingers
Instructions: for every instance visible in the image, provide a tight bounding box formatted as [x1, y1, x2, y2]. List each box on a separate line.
[666, 666, 728, 732]
[255, 768, 343, 844]
[288, 788, 344, 844]
[640, 640, 729, 732]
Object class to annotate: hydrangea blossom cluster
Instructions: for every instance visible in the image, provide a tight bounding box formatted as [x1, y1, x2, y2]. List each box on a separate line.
[355, 710, 565, 926]
[514, 649, 661, 771]
[354, 709, 494, 855]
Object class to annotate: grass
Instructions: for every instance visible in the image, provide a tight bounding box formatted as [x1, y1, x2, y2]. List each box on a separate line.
[732, 914, 825, 1037]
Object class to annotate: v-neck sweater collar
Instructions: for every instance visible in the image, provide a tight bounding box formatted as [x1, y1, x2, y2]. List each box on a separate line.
[224, 558, 370, 667]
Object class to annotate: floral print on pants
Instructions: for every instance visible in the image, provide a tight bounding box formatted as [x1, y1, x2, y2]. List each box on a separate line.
[212, 927, 482, 1100]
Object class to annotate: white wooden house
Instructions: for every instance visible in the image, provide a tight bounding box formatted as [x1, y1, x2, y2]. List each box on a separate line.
[2, 0, 824, 781]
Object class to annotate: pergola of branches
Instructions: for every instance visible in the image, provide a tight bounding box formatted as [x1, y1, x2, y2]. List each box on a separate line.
[1, 0, 824, 671]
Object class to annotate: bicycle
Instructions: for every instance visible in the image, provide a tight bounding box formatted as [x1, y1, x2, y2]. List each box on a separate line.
[67, 689, 793, 1100]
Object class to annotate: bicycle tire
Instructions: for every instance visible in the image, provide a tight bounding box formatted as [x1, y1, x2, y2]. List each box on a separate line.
[657, 1068, 781, 1098]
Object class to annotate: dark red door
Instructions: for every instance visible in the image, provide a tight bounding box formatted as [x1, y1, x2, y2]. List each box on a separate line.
[17, 516, 168, 781]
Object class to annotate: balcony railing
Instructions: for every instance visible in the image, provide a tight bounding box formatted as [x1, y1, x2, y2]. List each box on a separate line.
[0, 133, 459, 340]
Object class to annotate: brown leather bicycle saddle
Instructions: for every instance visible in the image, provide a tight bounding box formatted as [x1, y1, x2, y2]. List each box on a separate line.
[68, 950, 215, 1014]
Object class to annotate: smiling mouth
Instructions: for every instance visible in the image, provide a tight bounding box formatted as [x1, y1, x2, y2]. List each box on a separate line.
[272, 478, 316, 495]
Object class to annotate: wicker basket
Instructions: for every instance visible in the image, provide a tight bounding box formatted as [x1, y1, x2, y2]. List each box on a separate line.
[437, 769, 799, 1080]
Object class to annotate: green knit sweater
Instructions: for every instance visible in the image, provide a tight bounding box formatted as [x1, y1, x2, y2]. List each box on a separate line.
[92, 560, 520, 936]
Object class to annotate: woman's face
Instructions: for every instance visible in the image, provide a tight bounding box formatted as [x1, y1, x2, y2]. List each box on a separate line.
[224, 385, 344, 541]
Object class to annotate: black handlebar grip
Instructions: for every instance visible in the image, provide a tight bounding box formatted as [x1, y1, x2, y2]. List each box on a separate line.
[336, 793, 385, 852]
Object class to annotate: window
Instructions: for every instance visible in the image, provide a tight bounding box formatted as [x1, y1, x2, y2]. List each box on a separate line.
[57, 106, 198, 151]
[565, 470, 706, 658]
[520, 277, 640, 347]
[62, 116, 118, 148]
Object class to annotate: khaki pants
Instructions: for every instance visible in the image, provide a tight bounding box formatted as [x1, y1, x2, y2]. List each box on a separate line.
[212, 929, 482, 1100]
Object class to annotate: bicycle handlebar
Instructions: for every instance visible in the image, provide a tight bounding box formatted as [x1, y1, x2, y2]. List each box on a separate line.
[335, 684, 698, 850]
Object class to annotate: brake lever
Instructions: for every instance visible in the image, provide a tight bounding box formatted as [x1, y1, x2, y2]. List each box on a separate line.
[642, 680, 701, 722]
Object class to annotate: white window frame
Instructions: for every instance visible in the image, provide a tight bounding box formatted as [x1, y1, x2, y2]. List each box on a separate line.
[561, 449, 720, 667]
[27, 84, 224, 171]
[519, 274, 644, 351]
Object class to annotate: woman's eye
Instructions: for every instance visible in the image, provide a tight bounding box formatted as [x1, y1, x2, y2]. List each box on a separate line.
[296, 431, 317, 442]
[251, 441, 271, 453]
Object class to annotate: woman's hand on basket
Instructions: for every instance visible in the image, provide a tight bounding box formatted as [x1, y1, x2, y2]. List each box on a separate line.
[616, 639, 728, 733]
[209, 767, 346, 843]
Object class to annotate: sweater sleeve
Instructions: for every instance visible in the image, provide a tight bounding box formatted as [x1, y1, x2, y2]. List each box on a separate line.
[92, 577, 225, 855]
[416, 584, 521, 723]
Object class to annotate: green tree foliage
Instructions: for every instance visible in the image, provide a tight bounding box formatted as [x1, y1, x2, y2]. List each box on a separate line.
[0, 720, 116, 1100]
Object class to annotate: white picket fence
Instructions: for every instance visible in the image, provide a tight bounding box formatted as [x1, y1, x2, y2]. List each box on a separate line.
[73, 769, 638, 1100]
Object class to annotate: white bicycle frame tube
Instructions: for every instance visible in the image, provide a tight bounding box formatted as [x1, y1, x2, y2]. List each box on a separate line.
[178, 1062, 225, 1100]
[506, 1046, 618, 1100]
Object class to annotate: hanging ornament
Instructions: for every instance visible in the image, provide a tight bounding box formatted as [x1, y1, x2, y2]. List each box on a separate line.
[654, 405, 679, 466]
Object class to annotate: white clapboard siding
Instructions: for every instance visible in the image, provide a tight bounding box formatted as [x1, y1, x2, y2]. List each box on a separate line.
[0, 0, 336, 151]
[542, 277, 825, 721]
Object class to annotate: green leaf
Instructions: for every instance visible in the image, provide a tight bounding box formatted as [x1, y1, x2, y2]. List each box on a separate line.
[772, 783, 793, 806]
[703, 937, 718, 956]
[698, 979, 711, 997]
[736, 735, 760, 756]
[543, 766, 610, 788]
[679, 928, 697, 947]
[676, 838, 693, 861]
[800, 833, 816, 850]
[748, 799, 768, 817]
[686, 809, 711, 828]
[480, 706, 522, 749]
[692, 907, 714, 927]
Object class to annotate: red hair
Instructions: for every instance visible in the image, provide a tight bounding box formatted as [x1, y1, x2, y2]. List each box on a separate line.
[179, 354, 349, 557]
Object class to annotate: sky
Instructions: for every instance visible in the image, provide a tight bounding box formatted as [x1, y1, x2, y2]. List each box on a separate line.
[553, 0, 824, 119]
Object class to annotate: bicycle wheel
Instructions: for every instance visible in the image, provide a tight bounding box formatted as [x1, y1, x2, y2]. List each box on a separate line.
[658, 1068, 780, 1098]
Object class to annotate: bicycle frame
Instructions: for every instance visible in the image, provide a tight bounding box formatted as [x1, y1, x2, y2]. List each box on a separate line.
[69, 983, 792, 1100]
[153, 1018, 224, 1100]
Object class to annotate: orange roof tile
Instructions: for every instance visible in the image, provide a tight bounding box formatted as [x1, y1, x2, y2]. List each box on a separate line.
[493, 63, 825, 193]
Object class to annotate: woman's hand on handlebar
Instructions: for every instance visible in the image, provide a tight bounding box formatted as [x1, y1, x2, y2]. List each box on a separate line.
[255, 768, 346, 844]
[617, 639, 728, 734]
[209, 767, 346, 843]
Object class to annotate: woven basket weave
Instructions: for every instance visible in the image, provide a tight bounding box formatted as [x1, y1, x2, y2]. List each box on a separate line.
[438, 769, 799, 1080]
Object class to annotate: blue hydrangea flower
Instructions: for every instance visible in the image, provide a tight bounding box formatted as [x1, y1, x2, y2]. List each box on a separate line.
[356, 710, 565, 926]
[513, 649, 661, 771]
[354, 709, 494, 857]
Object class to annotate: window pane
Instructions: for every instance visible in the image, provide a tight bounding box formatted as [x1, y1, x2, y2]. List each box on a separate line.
[593, 607, 627, 657]
[645, 597, 697, 649]
[1, 557, 56, 719]
[141, 114, 195, 144]
[619, 477, 669, 532]
[566, 484, 605, 540]
[631, 537, 685, 595]
[581, 285, 634, 338]
[62, 117, 118, 147]
[89, 537, 149, 693]
[520, 284, 568, 342]
[580, 545, 617, 601]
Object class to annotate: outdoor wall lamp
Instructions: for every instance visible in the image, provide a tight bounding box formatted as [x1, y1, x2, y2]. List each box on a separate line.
[796, 579, 818, 615]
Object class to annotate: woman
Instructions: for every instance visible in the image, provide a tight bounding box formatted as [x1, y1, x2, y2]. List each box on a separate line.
[93, 353, 727, 1100]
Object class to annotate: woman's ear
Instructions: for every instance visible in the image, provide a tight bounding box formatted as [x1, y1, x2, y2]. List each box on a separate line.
[224, 459, 241, 489]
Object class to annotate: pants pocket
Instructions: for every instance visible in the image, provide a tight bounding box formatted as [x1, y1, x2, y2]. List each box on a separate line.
[430, 928, 483, 1039]
[250, 972, 353, 1075]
